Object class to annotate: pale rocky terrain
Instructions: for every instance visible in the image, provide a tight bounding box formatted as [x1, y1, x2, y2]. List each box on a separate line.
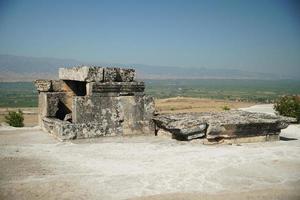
[0, 105, 300, 200]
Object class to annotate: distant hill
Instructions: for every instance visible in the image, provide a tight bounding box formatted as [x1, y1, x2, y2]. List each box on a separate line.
[0, 54, 292, 82]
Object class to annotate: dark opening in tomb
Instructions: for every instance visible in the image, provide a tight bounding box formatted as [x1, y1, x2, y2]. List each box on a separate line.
[64, 80, 87, 96]
[55, 101, 72, 122]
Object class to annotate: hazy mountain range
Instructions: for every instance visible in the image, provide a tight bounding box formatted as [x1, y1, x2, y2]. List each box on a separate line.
[0, 54, 295, 82]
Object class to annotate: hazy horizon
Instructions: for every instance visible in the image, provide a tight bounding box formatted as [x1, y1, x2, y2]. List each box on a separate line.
[0, 0, 300, 77]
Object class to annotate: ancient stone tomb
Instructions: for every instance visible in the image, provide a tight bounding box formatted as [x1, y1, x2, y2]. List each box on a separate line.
[35, 66, 296, 144]
[34, 66, 155, 140]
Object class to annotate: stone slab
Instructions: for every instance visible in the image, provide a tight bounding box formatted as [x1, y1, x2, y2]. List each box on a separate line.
[34, 80, 52, 92]
[153, 110, 296, 142]
[59, 66, 136, 82]
[103, 68, 136, 82]
[34, 80, 74, 92]
[59, 66, 104, 82]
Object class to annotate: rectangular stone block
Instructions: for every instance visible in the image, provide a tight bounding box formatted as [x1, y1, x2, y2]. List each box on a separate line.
[86, 82, 145, 95]
[103, 68, 135, 82]
[34, 79, 80, 93]
[59, 66, 104, 82]
[72, 96, 122, 124]
[34, 80, 52, 92]
[206, 123, 281, 139]
[72, 95, 154, 135]
[103, 68, 118, 82]
[42, 117, 123, 140]
[117, 68, 135, 82]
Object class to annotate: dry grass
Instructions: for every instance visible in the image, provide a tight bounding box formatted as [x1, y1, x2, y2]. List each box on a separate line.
[155, 97, 255, 113]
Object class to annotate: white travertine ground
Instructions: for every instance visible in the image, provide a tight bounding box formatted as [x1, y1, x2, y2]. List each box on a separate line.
[0, 105, 299, 200]
[239, 104, 276, 115]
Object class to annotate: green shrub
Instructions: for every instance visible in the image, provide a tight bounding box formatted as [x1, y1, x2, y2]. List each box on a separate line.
[5, 110, 24, 127]
[222, 105, 230, 111]
[274, 95, 300, 122]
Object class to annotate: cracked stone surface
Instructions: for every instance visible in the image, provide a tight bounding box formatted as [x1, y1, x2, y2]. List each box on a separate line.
[153, 110, 296, 141]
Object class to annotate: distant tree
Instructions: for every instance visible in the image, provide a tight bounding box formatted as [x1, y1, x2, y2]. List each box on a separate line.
[5, 110, 24, 127]
[274, 95, 300, 122]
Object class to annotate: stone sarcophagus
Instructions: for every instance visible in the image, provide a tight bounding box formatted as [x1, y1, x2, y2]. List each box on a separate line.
[34, 66, 155, 140]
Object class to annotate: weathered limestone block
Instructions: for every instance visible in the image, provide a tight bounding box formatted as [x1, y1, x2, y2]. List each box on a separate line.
[51, 80, 72, 92]
[72, 96, 123, 124]
[59, 66, 136, 82]
[204, 111, 296, 140]
[34, 80, 52, 92]
[42, 117, 76, 140]
[38, 92, 62, 117]
[104, 68, 135, 82]
[43, 117, 121, 140]
[153, 111, 296, 142]
[38, 92, 73, 121]
[153, 114, 207, 140]
[144, 96, 155, 120]
[117, 68, 135, 82]
[119, 95, 145, 135]
[34, 79, 75, 93]
[38, 92, 47, 127]
[86, 82, 145, 96]
[72, 95, 154, 135]
[103, 68, 118, 82]
[59, 66, 104, 82]
[143, 96, 156, 132]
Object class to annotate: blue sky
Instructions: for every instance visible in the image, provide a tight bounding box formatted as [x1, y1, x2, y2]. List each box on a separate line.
[0, 0, 299, 75]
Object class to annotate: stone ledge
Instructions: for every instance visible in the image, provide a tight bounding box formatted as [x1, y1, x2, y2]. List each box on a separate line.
[34, 80, 72, 92]
[59, 66, 135, 82]
[42, 117, 153, 141]
[86, 81, 145, 95]
[59, 66, 104, 82]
